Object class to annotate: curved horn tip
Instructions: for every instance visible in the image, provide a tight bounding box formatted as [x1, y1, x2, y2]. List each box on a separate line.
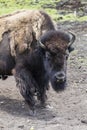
[69, 32, 76, 45]
[39, 40, 46, 49]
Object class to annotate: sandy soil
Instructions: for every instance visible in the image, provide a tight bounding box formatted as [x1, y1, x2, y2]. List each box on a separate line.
[0, 22, 87, 130]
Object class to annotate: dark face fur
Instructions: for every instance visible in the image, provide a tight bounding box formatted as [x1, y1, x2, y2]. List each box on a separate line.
[43, 48, 68, 91]
[39, 30, 75, 92]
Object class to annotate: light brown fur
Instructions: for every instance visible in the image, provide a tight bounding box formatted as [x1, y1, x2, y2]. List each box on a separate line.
[0, 10, 55, 56]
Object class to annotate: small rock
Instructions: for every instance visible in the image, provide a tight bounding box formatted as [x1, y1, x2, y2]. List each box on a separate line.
[46, 104, 53, 109]
[0, 126, 4, 128]
[18, 125, 24, 129]
[81, 119, 87, 124]
[78, 66, 81, 69]
[0, 101, 4, 104]
[83, 34, 87, 37]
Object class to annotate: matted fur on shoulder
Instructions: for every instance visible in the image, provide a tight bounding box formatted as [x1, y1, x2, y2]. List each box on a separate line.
[0, 10, 55, 56]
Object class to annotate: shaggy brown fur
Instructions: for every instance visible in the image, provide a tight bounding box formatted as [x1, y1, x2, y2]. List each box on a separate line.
[0, 10, 55, 56]
[40, 31, 71, 53]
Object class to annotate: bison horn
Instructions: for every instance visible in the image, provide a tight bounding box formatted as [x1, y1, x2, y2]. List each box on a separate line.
[68, 32, 76, 46]
[38, 39, 46, 49]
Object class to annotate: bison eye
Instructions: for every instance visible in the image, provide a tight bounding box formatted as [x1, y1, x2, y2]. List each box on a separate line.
[46, 52, 51, 60]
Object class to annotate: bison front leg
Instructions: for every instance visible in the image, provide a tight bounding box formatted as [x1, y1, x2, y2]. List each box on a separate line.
[37, 85, 47, 107]
[12, 67, 37, 114]
[36, 75, 49, 107]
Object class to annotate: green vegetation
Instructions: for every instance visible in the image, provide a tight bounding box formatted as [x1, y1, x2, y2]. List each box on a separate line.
[0, 0, 59, 15]
[0, 0, 86, 22]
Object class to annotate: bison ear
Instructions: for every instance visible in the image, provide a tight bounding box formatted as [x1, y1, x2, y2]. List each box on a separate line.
[68, 32, 76, 53]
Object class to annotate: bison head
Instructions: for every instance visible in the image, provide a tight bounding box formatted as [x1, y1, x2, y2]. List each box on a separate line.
[38, 30, 75, 92]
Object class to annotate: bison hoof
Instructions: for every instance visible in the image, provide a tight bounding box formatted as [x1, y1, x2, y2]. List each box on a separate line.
[2, 75, 8, 80]
[28, 109, 36, 116]
[36, 101, 47, 109]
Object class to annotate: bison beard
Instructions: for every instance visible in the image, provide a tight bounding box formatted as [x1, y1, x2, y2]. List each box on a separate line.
[14, 68, 37, 110]
[12, 49, 49, 112]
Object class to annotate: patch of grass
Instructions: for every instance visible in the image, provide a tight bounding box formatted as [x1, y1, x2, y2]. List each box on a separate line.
[0, 0, 60, 22]
[78, 16, 87, 21]
[56, 12, 87, 22]
[0, 0, 58, 17]
[57, 13, 77, 22]
[0, 0, 86, 22]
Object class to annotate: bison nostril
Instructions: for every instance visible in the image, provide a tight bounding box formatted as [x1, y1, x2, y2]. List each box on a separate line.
[55, 72, 66, 82]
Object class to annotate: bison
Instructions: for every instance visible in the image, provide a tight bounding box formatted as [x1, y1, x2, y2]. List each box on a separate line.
[12, 30, 75, 113]
[0, 10, 75, 113]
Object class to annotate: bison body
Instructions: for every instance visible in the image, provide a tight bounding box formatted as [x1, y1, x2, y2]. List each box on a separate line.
[13, 30, 75, 111]
[0, 10, 76, 112]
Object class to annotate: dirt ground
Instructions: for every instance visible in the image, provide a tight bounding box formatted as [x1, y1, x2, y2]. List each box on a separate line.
[0, 22, 87, 130]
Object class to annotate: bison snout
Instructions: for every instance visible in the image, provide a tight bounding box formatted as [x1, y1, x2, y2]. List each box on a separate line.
[54, 71, 66, 82]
